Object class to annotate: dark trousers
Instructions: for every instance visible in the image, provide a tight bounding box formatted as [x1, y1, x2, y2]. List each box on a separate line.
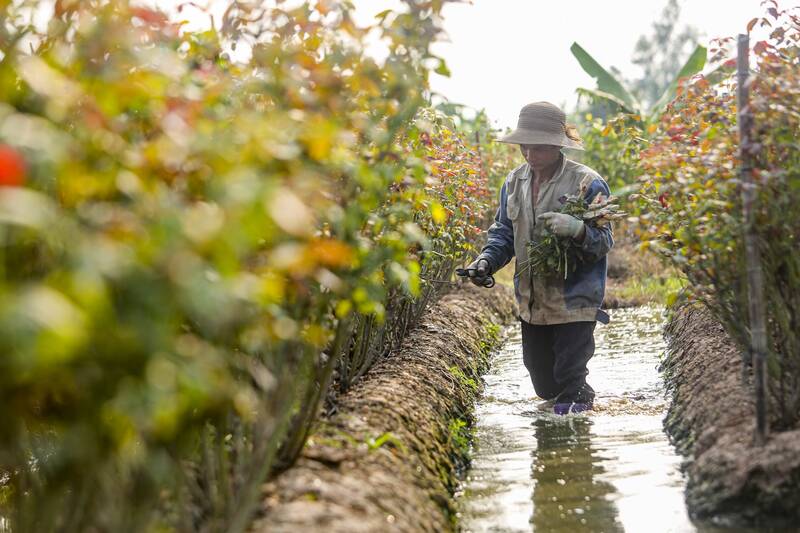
[520, 320, 596, 404]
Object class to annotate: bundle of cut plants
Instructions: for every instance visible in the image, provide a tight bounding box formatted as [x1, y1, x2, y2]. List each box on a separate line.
[524, 176, 624, 279]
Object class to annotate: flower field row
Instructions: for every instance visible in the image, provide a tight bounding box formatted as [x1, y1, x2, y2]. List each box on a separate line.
[635, 4, 800, 429]
[0, 1, 512, 530]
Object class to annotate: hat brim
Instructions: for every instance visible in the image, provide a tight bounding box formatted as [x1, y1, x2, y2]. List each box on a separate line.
[497, 129, 584, 150]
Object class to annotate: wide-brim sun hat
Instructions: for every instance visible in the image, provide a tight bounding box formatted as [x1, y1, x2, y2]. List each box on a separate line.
[498, 101, 584, 150]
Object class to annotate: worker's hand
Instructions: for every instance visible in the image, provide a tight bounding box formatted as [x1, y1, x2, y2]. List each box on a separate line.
[465, 258, 491, 287]
[537, 212, 585, 239]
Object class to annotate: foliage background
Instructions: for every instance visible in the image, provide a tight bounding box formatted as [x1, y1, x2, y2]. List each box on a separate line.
[0, 1, 514, 531]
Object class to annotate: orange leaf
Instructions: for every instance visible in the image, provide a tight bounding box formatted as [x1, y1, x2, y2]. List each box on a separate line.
[131, 7, 169, 27]
[308, 239, 354, 268]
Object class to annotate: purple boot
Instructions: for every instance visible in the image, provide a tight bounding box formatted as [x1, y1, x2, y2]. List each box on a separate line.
[553, 402, 593, 415]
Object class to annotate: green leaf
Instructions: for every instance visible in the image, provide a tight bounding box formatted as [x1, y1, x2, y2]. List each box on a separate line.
[575, 87, 634, 115]
[434, 58, 451, 77]
[702, 60, 736, 87]
[570, 42, 640, 114]
[649, 45, 707, 116]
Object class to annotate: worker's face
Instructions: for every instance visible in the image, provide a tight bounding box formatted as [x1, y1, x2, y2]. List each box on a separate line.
[519, 144, 561, 170]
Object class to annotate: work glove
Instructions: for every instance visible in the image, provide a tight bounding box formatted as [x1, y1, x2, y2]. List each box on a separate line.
[537, 212, 585, 239]
[459, 258, 494, 288]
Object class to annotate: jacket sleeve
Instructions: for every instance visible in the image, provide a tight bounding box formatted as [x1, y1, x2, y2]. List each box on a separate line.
[579, 177, 614, 262]
[476, 179, 515, 274]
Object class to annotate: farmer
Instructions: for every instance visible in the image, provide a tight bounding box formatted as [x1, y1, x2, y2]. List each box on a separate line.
[467, 101, 613, 415]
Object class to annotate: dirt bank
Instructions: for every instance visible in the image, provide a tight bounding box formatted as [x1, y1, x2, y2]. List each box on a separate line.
[662, 305, 800, 527]
[251, 283, 516, 532]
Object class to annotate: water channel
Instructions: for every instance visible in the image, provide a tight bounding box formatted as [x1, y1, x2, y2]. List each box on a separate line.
[456, 305, 751, 533]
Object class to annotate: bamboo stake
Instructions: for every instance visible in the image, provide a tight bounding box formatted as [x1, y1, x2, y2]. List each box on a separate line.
[737, 34, 769, 445]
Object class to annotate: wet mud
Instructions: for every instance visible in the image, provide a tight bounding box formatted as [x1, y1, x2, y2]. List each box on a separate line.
[663, 305, 800, 527]
[252, 283, 516, 532]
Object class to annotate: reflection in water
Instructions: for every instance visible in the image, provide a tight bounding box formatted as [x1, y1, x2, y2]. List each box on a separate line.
[530, 416, 622, 533]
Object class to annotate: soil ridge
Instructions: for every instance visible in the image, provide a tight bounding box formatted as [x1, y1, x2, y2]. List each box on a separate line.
[252, 283, 516, 532]
[663, 305, 800, 526]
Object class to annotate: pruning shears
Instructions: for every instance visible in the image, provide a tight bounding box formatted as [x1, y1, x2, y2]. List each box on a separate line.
[455, 267, 495, 288]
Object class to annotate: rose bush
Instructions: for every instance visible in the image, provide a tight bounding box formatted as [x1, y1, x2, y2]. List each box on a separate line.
[575, 112, 646, 195]
[0, 1, 507, 531]
[636, 3, 800, 430]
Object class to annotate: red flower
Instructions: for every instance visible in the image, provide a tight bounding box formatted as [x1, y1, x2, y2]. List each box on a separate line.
[0, 145, 26, 187]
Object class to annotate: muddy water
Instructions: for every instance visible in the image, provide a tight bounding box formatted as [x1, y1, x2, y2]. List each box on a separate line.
[456, 306, 704, 532]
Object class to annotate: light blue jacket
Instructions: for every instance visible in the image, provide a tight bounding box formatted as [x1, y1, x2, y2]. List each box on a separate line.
[477, 156, 613, 325]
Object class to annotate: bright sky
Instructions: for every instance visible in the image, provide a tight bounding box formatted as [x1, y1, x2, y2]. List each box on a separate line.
[155, 0, 775, 129]
[425, 0, 768, 129]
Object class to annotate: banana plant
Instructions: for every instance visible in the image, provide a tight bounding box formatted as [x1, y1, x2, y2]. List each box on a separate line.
[570, 41, 708, 120]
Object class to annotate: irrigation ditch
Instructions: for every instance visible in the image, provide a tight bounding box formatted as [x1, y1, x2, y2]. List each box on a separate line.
[253, 283, 516, 532]
[253, 237, 800, 532]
